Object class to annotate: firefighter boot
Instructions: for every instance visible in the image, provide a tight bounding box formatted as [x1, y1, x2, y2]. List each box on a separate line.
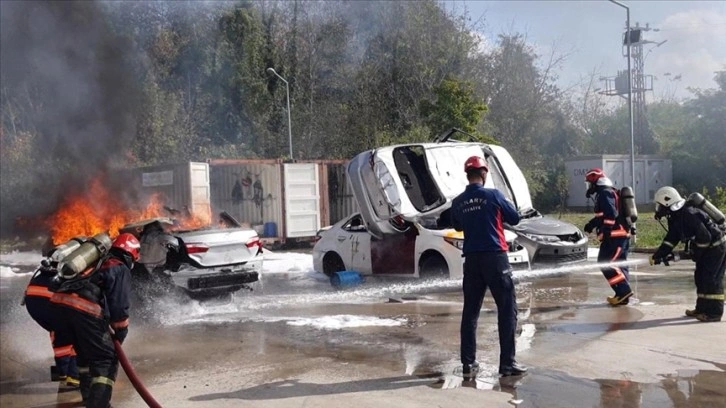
[86, 382, 113, 408]
[462, 361, 480, 380]
[607, 291, 632, 306]
[686, 298, 707, 317]
[79, 373, 91, 402]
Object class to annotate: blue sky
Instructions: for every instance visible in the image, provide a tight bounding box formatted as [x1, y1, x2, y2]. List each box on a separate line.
[451, 1, 726, 100]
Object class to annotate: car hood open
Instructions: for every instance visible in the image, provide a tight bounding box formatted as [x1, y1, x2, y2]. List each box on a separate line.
[347, 142, 535, 237]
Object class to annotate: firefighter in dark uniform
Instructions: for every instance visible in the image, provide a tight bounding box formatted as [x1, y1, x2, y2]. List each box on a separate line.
[51, 233, 140, 407]
[451, 155, 527, 378]
[24, 262, 80, 388]
[650, 186, 725, 322]
[583, 168, 633, 306]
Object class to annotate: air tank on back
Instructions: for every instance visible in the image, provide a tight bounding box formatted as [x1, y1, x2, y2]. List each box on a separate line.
[619, 186, 638, 225]
[688, 193, 725, 225]
[58, 232, 113, 279]
[48, 237, 88, 264]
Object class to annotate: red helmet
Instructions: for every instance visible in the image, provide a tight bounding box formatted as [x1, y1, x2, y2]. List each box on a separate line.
[464, 156, 489, 173]
[585, 168, 606, 184]
[112, 233, 141, 262]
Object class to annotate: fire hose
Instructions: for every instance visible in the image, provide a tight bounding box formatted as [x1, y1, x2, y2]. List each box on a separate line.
[113, 338, 163, 408]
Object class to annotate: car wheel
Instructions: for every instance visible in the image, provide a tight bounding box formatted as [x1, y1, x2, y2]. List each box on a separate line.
[322, 252, 346, 277]
[419, 253, 449, 278]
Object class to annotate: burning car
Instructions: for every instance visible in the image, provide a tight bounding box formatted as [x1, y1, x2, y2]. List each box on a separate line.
[343, 133, 588, 265]
[43, 177, 262, 300]
[120, 216, 263, 300]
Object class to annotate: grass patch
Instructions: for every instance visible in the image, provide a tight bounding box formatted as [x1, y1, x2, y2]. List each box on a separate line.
[547, 212, 667, 250]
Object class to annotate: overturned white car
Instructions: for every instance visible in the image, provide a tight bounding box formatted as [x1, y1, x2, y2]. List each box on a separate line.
[320, 135, 587, 276]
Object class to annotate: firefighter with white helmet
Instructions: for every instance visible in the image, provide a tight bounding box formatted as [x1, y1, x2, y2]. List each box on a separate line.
[51, 233, 140, 407]
[651, 186, 725, 322]
[583, 168, 634, 306]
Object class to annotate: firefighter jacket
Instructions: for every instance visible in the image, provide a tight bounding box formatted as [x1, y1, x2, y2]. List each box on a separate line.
[451, 183, 520, 255]
[654, 206, 725, 262]
[586, 186, 630, 241]
[24, 265, 56, 302]
[51, 256, 132, 332]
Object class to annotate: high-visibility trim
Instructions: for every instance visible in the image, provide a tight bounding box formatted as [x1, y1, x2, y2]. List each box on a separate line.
[603, 219, 616, 225]
[25, 285, 53, 299]
[608, 268, 626, 285]
[711, 236, 726, 247]
[50, 331, 55, 343]
[663, 241, 675, 248]
[610, 230, 630, 238]
[594, 212, 604, 217]
[111, 319, 129, 329]
[79, 367, 90, 374]
[695, 242, 710, 248]
[697, 293, 725, 300]
[91, 376, 115, 387]
[50, 293, 103, 318]
[611, 247, 622, 261]
[54, 345, 74, 358]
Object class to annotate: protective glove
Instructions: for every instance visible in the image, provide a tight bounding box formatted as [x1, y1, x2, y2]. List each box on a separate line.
[112, 327, 128, 344]
[583, 222, 594, 234]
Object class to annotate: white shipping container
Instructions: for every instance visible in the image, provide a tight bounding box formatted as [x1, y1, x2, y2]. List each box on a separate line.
[565, 155, 672, 208]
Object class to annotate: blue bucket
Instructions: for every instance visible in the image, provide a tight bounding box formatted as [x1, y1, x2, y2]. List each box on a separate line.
[263, 222, 277, 238]
[330, 271, 365, 289]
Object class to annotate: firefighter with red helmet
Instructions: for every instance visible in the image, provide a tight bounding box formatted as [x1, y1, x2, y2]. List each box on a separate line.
[51, 233, 139, 407]
[583, 168, 633, 306]
[451, 156, 527, 379]
[24, 261, 80, 389]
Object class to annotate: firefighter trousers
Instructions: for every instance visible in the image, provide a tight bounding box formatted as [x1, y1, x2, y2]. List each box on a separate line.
[55, 307, 118, 408]
[694, 243, 725, 318]
[461, 252, 518, 368]
[597, 237, 632, 297]
[25, 298, 79, 380]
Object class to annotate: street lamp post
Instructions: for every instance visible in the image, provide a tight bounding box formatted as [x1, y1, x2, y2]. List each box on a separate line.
[609, 0, 636, 190]
[266, 67, 293, 160]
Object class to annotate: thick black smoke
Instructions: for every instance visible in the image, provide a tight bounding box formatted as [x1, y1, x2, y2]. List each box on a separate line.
[0, 0, 142, 235]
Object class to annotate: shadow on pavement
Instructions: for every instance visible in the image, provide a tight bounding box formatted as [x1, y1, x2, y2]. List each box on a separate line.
[189, 374, 441, 401]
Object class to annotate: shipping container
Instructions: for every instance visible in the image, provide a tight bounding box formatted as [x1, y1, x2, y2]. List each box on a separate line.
[207, 159, 355, 247]
[129, 162, 212, 222]
[565, 155, 672, 209]
[207, 159, 284, 241]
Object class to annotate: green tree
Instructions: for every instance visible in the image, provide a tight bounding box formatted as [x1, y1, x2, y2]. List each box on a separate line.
[419, 78, 491, 141]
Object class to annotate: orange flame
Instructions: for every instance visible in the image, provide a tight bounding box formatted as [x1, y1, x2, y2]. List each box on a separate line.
[46, 177, 210, 245]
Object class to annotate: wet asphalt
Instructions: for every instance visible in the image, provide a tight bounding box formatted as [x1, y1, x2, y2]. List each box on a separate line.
[1, 252, 724, 408]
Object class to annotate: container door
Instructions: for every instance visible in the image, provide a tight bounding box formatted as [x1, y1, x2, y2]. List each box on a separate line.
[189, 162, 212, 223]
[284, 163, 321, 238]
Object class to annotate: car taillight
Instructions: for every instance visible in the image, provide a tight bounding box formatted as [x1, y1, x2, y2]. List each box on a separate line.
[186, 244, 209, 254]
[246, 238, 263, 250]
[443, 237, 464, 250]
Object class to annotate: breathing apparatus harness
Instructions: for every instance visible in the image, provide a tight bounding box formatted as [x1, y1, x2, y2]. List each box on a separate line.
[655, 193, 726, 261]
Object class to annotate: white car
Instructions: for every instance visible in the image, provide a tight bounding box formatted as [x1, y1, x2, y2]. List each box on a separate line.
[345, 136, 588, 265]
[312, 212, 529, 278]
[120, 217, 263, 299]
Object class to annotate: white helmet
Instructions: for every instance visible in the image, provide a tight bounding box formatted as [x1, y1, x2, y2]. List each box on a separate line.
[596, 177, 613, 187]
[654, 186, 685, 212]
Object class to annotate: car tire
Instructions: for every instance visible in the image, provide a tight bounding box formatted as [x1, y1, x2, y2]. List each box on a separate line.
[322, 252, 346, 277]
[419, 253, 449, 278]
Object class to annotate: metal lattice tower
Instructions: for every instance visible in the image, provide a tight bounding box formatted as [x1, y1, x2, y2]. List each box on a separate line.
[600, 22, 658, 154]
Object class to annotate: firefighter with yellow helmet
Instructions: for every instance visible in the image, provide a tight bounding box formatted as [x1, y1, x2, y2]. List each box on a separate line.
[651, 186, 725, 322]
